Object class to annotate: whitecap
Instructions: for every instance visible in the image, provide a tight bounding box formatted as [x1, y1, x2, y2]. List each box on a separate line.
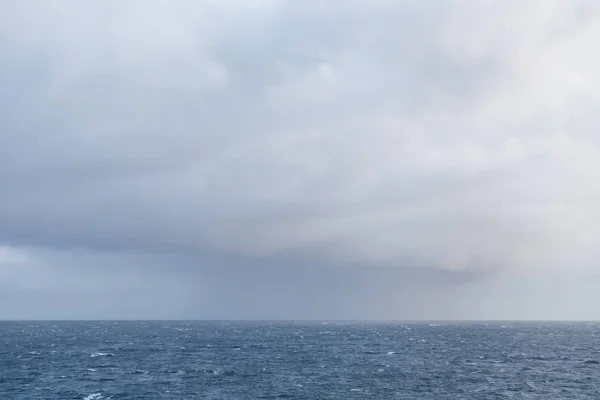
[90, 352, 114, 358]
[386, 351, 395, 355]
[83, 394, 104, 400]
[131, 370, 149, 375]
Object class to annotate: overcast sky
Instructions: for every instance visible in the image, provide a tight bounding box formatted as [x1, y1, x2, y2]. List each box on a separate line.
[1, 0, 600, 320]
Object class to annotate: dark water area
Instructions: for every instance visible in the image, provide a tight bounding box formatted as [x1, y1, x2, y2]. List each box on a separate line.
[1, 321, 600, 399]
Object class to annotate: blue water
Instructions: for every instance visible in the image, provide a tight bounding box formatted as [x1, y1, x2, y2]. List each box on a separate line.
[1, 321, 599, 399]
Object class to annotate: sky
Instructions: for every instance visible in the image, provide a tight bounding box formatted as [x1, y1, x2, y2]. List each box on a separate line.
[1, 0, 600, 320]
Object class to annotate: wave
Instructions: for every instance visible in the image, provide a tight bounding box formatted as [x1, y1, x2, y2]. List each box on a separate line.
[130, 369, 149, 375]
[83, 394, 106, 400]
[90, 352, 114, 358]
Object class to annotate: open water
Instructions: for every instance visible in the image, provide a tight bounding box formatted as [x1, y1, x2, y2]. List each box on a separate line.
[1, 321, 599, 399]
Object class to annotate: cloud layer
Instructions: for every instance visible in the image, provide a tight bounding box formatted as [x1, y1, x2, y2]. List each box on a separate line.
[2, 0, 600, 319]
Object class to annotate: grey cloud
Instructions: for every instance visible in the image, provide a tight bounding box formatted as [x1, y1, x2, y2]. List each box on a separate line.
[0, 244, 487, 320]
[1, 244, 596, 320]
[2, 1, 600, 319]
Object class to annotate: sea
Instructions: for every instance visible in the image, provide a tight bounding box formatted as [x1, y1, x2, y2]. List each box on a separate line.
[1, 321, 599, 399]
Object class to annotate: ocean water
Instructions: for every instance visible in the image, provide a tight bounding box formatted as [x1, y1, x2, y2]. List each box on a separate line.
[1, 322, 599, 399]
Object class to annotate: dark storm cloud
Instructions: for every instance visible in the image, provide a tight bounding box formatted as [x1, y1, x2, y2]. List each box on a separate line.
[2, 0, 600, 319]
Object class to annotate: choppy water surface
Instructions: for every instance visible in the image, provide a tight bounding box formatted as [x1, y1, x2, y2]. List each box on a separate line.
[1, 321, 600, 399]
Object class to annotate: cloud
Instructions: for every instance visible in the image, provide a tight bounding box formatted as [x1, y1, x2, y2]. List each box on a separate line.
[1, 1, 600, 318]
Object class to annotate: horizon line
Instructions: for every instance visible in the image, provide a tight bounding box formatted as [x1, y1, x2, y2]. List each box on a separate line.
[1, 319, 599, 323]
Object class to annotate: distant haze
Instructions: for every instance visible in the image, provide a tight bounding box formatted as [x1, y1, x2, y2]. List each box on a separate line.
[2, 1, 600, 320]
